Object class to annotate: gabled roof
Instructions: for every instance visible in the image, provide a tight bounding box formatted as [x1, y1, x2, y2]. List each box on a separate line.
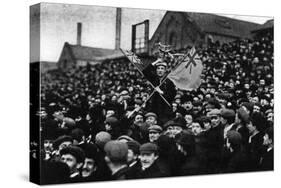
[182, 12, 260, 38]
[65, 42, 124, 62]
[150, 11, 261, 43]
[252, 19, 273, 32]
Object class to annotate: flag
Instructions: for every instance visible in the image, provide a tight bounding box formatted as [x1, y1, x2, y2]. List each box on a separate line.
[167, 47, 203, 90]
[120, 49, 149, 72]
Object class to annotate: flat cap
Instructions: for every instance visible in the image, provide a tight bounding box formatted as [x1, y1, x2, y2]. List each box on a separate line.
[207, 109, 221, 117]
[221, 109, 235, 119]
[148, 125, 163, 133]
[104, 141, 128, 163]
[140, 143, 158, 154]
[127, 140, 141, 155]
[145, 112, 158, 119]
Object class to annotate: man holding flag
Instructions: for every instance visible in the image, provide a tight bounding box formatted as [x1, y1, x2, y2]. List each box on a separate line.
[121, 46, 203, 126]
[142, 58, 177, 125]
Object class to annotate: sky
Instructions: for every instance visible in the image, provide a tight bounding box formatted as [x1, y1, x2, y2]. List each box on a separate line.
[33, 3, 272, 62]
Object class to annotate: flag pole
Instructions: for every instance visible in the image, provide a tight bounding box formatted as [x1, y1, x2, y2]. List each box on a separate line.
[120, 48, 171, 107]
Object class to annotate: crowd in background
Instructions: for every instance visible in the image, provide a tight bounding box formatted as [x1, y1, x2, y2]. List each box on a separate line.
[37, 31, 273, 184]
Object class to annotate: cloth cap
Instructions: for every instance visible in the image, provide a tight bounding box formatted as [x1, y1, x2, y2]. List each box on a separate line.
[105, 117, 119, 126]
[126, 140, 141, 155]
[155, 61, 167, 67]
[207, 109, 221, 117]
[148, 125, 163, 133]
[145, 112, 157, 119]
[140, 143, 158, 154]
[95, 131, 112, 149]
[104, 141, 128, 163]
[227, 131, 242, 146]
[163, 120, 185, 130]
[221, 109, 235, 119]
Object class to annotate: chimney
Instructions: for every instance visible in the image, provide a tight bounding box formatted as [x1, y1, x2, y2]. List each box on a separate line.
[77, 22, 82, 45]
[115, 8, 121, 49]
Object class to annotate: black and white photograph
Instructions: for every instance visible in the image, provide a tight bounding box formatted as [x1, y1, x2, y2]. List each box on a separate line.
[29, 1, 274, 185]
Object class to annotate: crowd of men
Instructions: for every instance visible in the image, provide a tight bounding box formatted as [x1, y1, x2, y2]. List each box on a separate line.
[38, 31, 273, 184]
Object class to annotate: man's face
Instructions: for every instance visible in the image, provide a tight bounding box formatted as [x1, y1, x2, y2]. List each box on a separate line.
[182, 101, 193, 110]
[127, 149, 138, 164]
[253, 105, 261, 113]
[105, 123, 112, 132]
[203, 121, 211, 131]
[166, 126, 182, 138]
[134, 114, 144, 124]
[267, 112, 273, 123]
[149, 132, 160, 142]
[184, 114, 193, 126]
[251, 96, 259, 104]
[139, 152, 158, 169]
[193, 105, 202, 114]
[146, 116, 157, 126]
[246, 122, 255, 135]
[60, 154, 80, 174]
[210, 115, 221, 127]
[82, 158, 96, 177]
[191, 122, 202, 135]
[58, 141, 72, 151]
[156, 65, 166, 77]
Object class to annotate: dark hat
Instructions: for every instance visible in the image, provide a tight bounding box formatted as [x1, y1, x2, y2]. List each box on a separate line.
[199, 116, 211, 123]
[193, 100, 203, 106]
[221, 109, 235, 119]
[207, 98, 221, 109]
[145, 112, 157, 119]
[241, 102, 254, 112]
[148, 125, 163, 133]
[70, 128, 85, 142]
[104, 141, 128, 163]
[105, 116, 119, 126]
[95, 131, 112, 149]
[53, 135, 73, 149]
[140, 143, 158, 154]
[207, 109, 221, 117]
[127, 140, 141, 155]
[163, 120, 185, 130]
[226, 131, 242, 146]
[79, 143, 99, 161]
[60, 145, 85, 163]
